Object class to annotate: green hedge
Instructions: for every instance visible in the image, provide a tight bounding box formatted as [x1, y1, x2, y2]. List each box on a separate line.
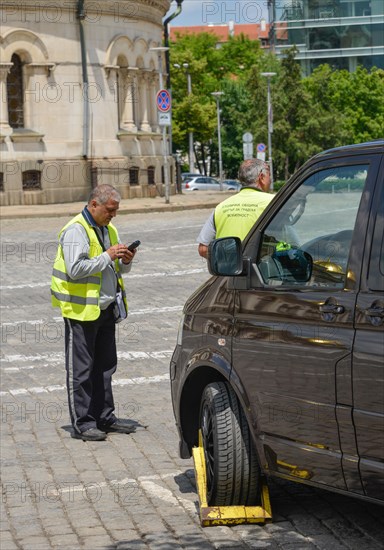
[273, 180, 286, 192]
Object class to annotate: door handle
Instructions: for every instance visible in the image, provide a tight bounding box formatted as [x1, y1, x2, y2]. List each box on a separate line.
[319, 304, 345, 314]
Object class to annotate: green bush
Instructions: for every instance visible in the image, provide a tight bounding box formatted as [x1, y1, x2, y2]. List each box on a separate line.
[273, 180, 286, 192]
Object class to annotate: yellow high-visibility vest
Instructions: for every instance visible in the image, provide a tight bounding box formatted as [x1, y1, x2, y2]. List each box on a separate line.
[214, 188, 274, 240]
[51, 214, 127, 321]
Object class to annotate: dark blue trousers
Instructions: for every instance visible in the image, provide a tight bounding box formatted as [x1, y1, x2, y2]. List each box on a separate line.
[64, 304, 117, 434]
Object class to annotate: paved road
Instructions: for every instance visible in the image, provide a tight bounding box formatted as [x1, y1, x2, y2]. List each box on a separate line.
[1, 209, 383, 550]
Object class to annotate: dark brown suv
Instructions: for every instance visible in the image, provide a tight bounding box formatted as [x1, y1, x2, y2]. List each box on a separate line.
[170, 141, 384, 506]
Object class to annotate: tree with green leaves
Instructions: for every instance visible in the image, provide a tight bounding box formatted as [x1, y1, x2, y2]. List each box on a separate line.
[169, 34, 384, 183]
[304, 65, 384, 143]
[170, 32, 265, 175]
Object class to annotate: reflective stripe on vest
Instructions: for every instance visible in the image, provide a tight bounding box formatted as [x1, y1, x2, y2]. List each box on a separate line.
[52, 268, 101, 286]
[51, 214, 126, 321]
[214, 188, 274, 241]
[50, 290, 99, 306]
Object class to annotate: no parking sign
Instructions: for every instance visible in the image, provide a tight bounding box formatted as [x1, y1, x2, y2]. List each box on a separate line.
[156, 89, 171, 112]
[257, 142, 266, 160]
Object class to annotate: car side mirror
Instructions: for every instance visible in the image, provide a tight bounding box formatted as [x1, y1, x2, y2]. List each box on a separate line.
[208, 237, 243, 276]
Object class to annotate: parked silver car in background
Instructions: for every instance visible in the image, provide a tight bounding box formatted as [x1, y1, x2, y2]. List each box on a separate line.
[181, 172, 202, 182]
[182, 176, 241, 191]
[222, 179, 242, 191]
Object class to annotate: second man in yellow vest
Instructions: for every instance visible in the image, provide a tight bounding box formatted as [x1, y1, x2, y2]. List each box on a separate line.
[197, 159, 273, 258]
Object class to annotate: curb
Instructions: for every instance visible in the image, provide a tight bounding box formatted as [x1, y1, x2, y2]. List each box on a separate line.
[0, 193, 233, 220]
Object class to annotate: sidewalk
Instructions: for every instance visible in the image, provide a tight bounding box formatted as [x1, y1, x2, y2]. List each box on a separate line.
[0, 190, 234, 220]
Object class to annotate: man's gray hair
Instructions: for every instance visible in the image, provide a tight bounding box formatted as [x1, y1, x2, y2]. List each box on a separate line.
[238, 159, 269, 187]
[88, 184, 121, 204]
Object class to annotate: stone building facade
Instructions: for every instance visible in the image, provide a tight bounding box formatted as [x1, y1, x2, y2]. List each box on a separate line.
[0, 0, 173, 205]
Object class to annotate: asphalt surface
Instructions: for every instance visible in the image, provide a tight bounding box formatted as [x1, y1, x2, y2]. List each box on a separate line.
[1, 193, 384, 550]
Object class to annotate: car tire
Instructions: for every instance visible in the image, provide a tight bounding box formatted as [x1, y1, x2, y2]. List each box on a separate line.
[199, 381, 260, 506]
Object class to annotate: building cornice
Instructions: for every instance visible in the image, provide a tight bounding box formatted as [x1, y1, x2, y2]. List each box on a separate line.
[0, 0, 170, 22]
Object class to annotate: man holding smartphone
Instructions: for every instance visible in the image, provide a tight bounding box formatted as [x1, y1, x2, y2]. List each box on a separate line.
[51, 184, 139, 441]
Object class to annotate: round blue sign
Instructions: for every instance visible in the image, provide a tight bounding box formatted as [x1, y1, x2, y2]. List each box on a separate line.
[156, 89, 171, 112]
[257, 143, 266, 152]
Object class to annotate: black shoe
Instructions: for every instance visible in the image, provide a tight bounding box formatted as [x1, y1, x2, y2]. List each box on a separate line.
[71, 428, 107, 441]
[100, 419, 136, 434]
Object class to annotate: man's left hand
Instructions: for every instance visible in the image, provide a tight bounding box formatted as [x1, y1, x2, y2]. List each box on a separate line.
[121, 247, 136, 264]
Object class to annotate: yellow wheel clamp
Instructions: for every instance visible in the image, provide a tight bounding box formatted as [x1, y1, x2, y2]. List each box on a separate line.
[192, 430, 273, 527]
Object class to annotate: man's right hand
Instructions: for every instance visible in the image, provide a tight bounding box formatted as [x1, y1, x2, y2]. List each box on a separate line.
[107, 244, 129, 261]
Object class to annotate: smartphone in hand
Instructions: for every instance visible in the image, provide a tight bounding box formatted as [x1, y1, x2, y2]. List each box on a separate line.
[127, 240, 141, 251]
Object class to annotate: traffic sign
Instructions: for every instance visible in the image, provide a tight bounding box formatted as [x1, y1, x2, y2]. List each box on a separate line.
[242, 132, 253, 143]
[257, 143, 266, 153]
[156, 89, 171, 112]
[243, 142, 253, 160]
[158, 112, 171, 126]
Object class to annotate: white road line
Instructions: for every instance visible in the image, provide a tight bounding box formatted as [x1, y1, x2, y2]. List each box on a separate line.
[1, 307, 183, 327]
[1, 350, 173, 365]
[35, 471, 197, 515]
[0, 373, 170, 396]
[0, 282, 49, 290]
[2, 317, 63, 327]
[0, 268, 207, 290]
[140, 479, 180, 506]
[2, 352, 65, 364]
[139, 479, 197, 515]
[152, 243, 196, 250]
[131, 305, 183, 316]
[57, 472, 182, 494]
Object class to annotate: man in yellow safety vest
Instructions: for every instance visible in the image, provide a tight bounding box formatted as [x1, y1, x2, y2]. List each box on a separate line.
[51, 184, 138, 441]
[197, 159, 273, 258]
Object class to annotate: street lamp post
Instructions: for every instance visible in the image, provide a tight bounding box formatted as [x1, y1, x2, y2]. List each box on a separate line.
[150, 46, 170, 204]
[211, 91, 224, 191]
[261, 72, 276, 191]
[174, 63, 195, 173]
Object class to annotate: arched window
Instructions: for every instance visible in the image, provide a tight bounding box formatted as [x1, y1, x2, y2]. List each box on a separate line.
[147, 166, 155, 185]
[22, 171, 41, 190]
[129, 167, 139, 186]
[7, 54, 24, 128]
[0, 173, 4, 193]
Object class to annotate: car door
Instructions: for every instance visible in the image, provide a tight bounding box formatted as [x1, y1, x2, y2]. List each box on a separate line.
[194, 177, 206, 190]
[353, 169, 384, 501]
[232, 154, 381, 490]
[206, 177, 220, 190]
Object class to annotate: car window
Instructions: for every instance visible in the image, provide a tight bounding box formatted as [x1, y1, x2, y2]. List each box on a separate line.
[257, 164, 368, 288]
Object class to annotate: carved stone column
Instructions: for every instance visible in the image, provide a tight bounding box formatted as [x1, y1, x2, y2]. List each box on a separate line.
[0, 64, 13, 134]
[138, 71, 151, 132]
[120, 68, 138, 131]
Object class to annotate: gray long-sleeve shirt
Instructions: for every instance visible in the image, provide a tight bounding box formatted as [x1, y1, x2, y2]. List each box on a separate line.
[60, 215, 131, 310]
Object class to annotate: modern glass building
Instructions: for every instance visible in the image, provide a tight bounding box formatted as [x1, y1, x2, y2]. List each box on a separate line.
[268, 0, 384, 75]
